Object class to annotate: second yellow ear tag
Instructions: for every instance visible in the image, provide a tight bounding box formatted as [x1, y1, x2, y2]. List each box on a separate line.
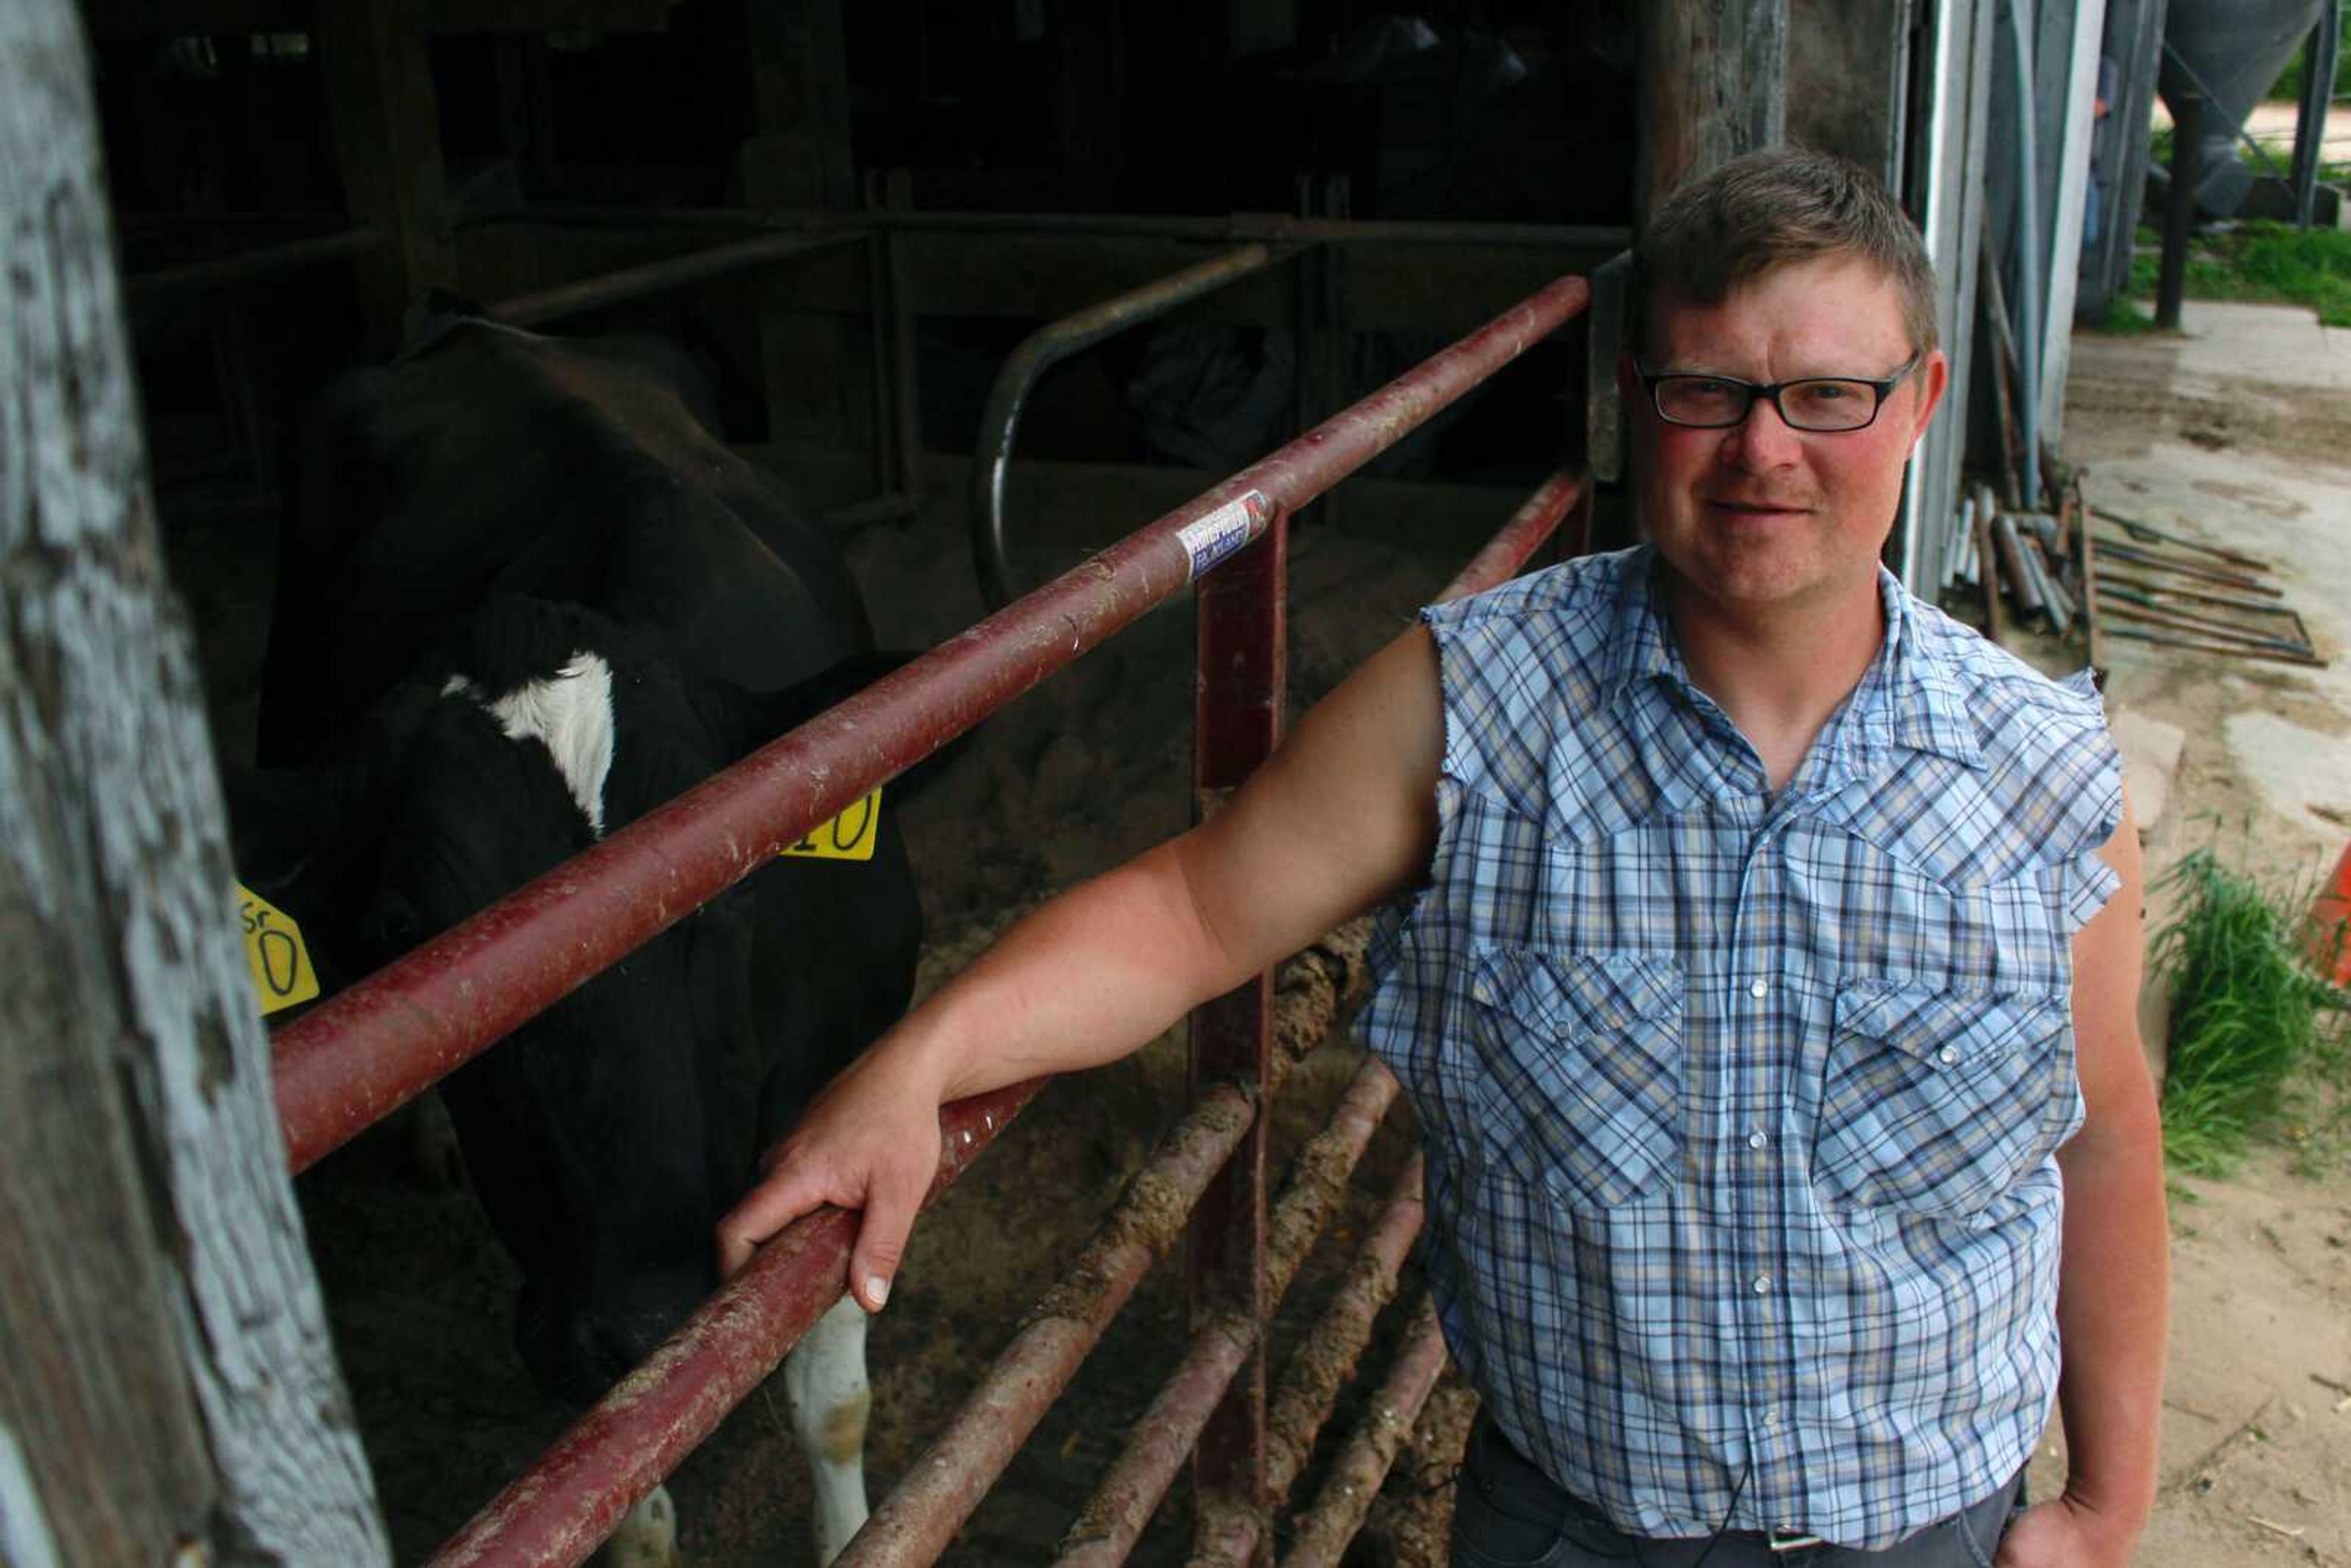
[237, 882, 320, 1014]
[779, 787, 883, 862]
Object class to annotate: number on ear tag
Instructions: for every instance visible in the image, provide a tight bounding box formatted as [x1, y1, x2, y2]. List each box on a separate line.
[779, 787, 883, 862]
[237, 882, 321, 1014]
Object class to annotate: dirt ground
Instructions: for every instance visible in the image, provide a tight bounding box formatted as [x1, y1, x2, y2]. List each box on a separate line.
[189, 296, 2351, 1568]
[2042, 301, 2351, 1568]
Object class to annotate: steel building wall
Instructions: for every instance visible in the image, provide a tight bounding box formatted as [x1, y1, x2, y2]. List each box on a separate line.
[1899, 0, 1998, 591]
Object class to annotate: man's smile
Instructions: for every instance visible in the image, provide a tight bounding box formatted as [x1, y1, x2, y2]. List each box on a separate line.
[1704, 495, 1813, 519]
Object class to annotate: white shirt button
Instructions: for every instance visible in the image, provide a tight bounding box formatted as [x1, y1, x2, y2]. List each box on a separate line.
[1761, 1411, 1779, 1431]
[1937, 1046, 1959, 1065]
[1752, 1274, 1772, 1294]
[1747, 1130, 1769, 1150]
[1850, 1208, 1874, 1226]
[1748, 979, 1770, 999]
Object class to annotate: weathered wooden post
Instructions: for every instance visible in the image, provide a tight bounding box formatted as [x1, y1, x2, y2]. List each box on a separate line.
[0, 6, 390, 1563]
[1589, 0, 1788, 544]
[1637, 0, 1790, 223]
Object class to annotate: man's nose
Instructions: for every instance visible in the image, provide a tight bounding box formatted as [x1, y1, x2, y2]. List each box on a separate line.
[1723, 395, 1804, 467]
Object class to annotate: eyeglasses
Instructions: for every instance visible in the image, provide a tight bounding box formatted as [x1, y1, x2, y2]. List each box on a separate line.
[1638, 353, 1922, 433]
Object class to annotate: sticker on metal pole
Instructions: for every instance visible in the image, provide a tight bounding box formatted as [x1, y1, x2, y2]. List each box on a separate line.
[1175, 489, 1274, 582]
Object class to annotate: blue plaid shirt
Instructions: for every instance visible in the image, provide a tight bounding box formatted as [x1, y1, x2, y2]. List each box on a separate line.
[1361, 546, 2122, 1548]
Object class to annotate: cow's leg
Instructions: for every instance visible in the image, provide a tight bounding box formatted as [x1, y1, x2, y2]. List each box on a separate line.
[783, 1293, 871, 1565]
[598, 1483, 677, 1568]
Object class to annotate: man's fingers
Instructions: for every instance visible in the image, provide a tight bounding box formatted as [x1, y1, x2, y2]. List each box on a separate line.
[848, 1160, 927, 1312]
[714, 1161, 830, 1279]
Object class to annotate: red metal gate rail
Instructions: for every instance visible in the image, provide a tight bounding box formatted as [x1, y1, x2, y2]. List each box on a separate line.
[270, 270, 1591, 1177]
[1053, 1050, 1401, 1568]
[1275, 1294, 1452, 1568]
[283, 271, 1592, 1567]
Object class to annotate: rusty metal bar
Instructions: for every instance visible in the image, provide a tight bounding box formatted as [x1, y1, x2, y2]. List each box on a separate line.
[973, 242, 1297, 609]
[1166, 470, 1570, 1568]
[2079, 486, 2105, 678]
[1275, 1293, 1451, 1568]
[272, 271, 1591, 1176]
[1187, 1152, 1426, 1568]
[1183, 304, 1296, 1551]
[422, 1079, 1037, 1568]
[2087, 507, 2270, 573]
[2103, 625, 2327, 668]
[829, 1081, 1262, 1568]
[1435, 470, 1583, 604]
[1057, 1052, 1401, 1568]
[452, 202, 1627, 252]
[2090, 536, 2282, 596]
[486, 230, 863, 327]
[123, 225, 380, 300]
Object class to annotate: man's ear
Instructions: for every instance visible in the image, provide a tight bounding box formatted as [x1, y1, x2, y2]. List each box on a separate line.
[1907, 348, 1951, 449]
[1616, 349, 1641, 418]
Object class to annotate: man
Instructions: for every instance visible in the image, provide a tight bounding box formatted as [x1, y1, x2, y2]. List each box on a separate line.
[719, 148, 2167, 1566]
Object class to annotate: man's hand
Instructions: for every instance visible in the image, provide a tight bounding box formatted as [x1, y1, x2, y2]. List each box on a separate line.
[712, 624, 1446, 1312]
[715, 1045, 945, 1311]
[1994, 1493, 2140, 1567]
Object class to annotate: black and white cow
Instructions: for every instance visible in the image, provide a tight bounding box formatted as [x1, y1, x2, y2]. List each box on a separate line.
[238, 312, 917, 1563]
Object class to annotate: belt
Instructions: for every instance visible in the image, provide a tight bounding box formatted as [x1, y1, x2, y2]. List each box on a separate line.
[1766, 1529, 1827, 1553]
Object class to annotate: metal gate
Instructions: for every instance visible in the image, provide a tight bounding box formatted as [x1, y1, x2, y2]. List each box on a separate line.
[263, 239, 1595, 1566]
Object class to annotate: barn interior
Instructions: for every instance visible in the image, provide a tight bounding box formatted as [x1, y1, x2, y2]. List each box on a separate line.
[102, 4, 1652, 765]
[78, 2, 1926, 1562]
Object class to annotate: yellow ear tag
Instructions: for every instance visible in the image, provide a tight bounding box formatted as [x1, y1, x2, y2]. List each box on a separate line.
[779, 786, 883, 862]
[237, 882, 321, 1015]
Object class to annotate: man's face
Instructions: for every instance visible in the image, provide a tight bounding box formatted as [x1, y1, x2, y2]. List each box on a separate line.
[1621, 253, 1948, 620]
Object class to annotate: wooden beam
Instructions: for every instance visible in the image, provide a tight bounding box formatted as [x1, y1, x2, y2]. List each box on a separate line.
[315, 0, 452, 354]
[424, 0, 678, 32]
[1, 7, 388, 1562]
[1637, 0, 1789, 225]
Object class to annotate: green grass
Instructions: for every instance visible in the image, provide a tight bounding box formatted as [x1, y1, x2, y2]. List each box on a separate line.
[2150, 847, 2351, 1177]
[2115, 219, 2351, 329]
[2096, 295, 2163, 334]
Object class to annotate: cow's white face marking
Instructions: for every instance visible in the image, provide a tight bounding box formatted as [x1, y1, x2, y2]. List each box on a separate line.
[444, 655, 617, 837]
[783, 1294, 871, 1565]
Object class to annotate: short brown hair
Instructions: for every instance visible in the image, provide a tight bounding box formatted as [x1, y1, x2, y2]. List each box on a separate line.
[1631, 146, 1938, 356]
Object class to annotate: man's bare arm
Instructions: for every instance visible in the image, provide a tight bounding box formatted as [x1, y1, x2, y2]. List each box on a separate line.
[716, 625, 1447, 1305]
[2000, 792, 2168, 1567]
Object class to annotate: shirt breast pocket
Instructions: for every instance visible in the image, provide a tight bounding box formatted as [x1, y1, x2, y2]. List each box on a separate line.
[1815, 983, 2073, 1222]
[1456, 946, 1685, 1212]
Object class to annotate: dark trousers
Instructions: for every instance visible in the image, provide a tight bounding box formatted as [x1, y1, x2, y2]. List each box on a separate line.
[1452, 1414, 2027, 1567]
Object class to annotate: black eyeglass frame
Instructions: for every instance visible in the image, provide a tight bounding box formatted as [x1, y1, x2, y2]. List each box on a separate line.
[1636, 352, 1924, 433]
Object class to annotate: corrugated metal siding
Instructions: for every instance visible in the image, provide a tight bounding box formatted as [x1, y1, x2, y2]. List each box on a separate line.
[1897, 0, 1997, 592]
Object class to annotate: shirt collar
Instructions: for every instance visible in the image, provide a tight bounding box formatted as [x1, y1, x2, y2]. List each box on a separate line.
[1600, 547, 1685, 706]
[1872, 566, 1984, 770]
[1600, 548, 1983, 773]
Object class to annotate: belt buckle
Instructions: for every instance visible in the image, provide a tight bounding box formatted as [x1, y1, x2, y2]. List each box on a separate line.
[1766, 1529, 1825, 1553]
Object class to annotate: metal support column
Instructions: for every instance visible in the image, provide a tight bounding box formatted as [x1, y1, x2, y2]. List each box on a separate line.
[2157, 93, 2203, 331]
[1188, 507, 1289, 1558]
